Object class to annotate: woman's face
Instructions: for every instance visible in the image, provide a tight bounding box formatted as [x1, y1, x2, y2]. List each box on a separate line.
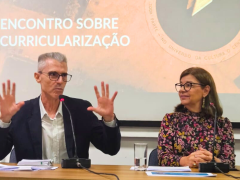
[178, 74, 208, 111]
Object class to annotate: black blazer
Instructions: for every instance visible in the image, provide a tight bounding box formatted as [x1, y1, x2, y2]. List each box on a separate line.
[0, 96, 121, 162]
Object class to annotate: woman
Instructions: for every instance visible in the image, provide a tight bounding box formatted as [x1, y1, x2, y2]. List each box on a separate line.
[157, 67, 235, 168]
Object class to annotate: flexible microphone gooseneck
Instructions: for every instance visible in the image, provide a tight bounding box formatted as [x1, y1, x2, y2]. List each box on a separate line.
[60, 96, 78, 158]
[59, 95, 91, 168]
[209, 102, 217, 163]
[198, 102, 229, 173]
[59, 95, 120, 180]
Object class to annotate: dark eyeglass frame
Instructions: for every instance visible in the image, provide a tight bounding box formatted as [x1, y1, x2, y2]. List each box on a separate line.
[38, 71, 72, 82]
[175, 82, 205, 92]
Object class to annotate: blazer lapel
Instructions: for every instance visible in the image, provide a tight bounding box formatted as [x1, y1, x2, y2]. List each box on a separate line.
[28, 97, 42, 159]
[62, 98, 74, 158]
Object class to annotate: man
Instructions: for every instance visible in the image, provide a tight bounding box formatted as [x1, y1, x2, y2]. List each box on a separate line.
[0, 52, 121, 163]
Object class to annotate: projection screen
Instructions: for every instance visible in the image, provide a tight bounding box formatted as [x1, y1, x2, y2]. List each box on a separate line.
[0, 0, 240, 123]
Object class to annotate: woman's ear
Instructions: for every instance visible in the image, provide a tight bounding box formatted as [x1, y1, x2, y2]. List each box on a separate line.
[203, 85, 210, 97]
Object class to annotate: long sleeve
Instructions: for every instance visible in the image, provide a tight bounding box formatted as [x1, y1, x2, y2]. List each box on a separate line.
[89, 112, 121, 156]
[157, 113, 181, 166]
[82, 100, 120, 156]
[217, 118, 235, 168]
[0, 125, 13, 160]
[157, 111, 236, 168]
[0, 120, 11, 128]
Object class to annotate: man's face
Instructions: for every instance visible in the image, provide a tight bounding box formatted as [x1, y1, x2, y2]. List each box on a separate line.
[35, 58, 68, 100]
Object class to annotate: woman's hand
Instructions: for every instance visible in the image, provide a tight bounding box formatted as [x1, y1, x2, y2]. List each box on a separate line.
[180, 151, 206, 168]
[180, 148, 221, 168]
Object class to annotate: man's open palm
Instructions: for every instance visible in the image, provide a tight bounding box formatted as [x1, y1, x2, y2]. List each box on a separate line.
[0, 80, 24, 123]
[87, 82, 117, 122]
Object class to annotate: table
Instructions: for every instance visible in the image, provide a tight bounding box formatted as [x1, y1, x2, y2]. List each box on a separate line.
[0, 164, 239, 180]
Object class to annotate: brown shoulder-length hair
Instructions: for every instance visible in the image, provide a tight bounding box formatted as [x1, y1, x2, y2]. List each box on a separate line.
[174, 67, 223, 117]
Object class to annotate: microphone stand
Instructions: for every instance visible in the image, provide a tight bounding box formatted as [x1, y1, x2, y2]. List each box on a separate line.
[59, 96, 120, 179]
[198, 103, 229, 173]
[59, 95, 91, 168]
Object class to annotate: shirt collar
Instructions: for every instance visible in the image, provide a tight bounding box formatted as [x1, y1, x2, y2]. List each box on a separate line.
[39, 96, 63, 119]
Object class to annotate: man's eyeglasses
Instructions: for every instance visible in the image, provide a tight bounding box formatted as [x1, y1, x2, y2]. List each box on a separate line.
[175, 82, 205, 92]
[39, 71, 72, 82]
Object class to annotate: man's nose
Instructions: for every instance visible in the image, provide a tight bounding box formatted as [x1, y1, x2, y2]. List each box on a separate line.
[57, 75, 64, 83]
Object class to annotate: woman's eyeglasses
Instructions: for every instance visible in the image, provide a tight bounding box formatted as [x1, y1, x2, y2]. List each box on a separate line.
[175, 82, 205, 92]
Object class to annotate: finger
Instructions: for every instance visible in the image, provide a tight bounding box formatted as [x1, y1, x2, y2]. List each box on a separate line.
[2, 83, 6, 97]
[87, 106, 97, 112]
[189, 155, 198, 161]
[189, 159, 197, 168]
[194, 151, 211, 158]
[111, 91, 118, 102]
[199, 147, 207, 151]
[0, 95, 2, 102]
[101, 81, 105, 97]
[195, 158, 206, 166]
[106, 84, 109, 98]
[192, 158, 205, 166]
[11, 82, 16, 96]
[198, 148, 212, 156]
[87, 106, 96, 111]
[7, 80, 11, 95]
[15, 101, 25, 111]
[190, 152, 204, 161]
[195, 155, 212, 161]
[11, 102, 25, 116]
[94, 86, 100, 99]
[190, 151, 202, 156]
[199, 148, 211, 155]
[191, 161, 197, 168]
[201, 151, 212, 157]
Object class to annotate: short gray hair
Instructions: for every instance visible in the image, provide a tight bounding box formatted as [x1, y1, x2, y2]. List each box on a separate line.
[38, 52, 67, 71]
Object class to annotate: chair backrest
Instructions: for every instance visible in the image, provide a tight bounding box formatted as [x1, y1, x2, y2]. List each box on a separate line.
[148, 147, 158, 166]
[9, 148, 17, 163]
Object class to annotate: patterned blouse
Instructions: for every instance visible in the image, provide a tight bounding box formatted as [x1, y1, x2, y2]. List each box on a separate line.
[157, 109, 235, 168]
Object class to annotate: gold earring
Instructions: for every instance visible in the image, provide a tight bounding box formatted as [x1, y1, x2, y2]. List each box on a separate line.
[202, 97, 205, 108]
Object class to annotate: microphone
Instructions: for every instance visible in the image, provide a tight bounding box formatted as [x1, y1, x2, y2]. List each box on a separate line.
[59, 95, 91, 168]
[199, 102, 229, 173]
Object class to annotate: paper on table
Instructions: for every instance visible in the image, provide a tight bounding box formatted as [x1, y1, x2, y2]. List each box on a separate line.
[13, 166, 33, 171]
[130, 166, 146, 171]
[130, 166, 191, 172]
[0, 164, 19, 171]
[0, 163, 58, 171]
[146, 171, 217, 177]
[147, 166, 191, 172]
[17, 159, 53, 166]
[13, 166, 58, 171]
[31, 166, 58, 171]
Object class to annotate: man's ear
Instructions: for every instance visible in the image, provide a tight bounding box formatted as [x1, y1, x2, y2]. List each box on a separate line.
[203, 85, 210, 97]
[34, 72, 41, 83]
